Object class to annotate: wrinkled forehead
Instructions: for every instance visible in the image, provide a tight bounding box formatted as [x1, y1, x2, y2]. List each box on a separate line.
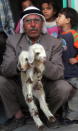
[23, 14, 42, 20]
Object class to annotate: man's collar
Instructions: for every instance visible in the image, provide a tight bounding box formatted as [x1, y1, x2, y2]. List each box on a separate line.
[25, 35, 42, 44]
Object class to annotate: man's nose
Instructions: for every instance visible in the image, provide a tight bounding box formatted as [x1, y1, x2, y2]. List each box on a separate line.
[30, 20, 36, 26]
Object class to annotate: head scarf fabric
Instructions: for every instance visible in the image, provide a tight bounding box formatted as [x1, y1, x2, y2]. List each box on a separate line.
[20, 6, 47, 33]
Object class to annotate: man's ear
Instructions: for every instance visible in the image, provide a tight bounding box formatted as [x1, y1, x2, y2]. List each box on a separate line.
[42, 22, 47, 33]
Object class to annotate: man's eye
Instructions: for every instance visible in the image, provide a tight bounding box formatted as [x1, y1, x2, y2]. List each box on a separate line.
[25, 20, 31, 23]
[24, 19, 31, 24]
[35, 19, 40, 22]
[26, 20, 30, 22]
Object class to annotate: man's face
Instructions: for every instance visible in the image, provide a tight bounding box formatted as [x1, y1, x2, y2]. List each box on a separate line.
[23, 14, 43, 40]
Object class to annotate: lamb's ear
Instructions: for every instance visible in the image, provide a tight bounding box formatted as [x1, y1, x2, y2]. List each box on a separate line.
[28, 48, 35, 64]
[17, 61, 21, 71]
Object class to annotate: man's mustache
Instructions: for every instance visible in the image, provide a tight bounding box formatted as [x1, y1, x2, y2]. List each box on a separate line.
[29, 28, 38, 31]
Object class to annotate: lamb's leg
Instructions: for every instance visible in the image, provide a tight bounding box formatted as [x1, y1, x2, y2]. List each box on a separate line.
[21, 70, 34, 102]
[26, 82, 33, 102]
[39, 93, 56, 122]
[22, 79, 33, 102]
[26, 98, 44, 129]
[22, 81, 44, 128]
[34, 81, 56, 122]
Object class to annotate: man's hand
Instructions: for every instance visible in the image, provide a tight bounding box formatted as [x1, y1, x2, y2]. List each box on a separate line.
[69, 58, 78, 64]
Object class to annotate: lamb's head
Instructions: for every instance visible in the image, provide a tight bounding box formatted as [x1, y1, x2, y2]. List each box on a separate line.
[17, 51, 30, 71]
[28, 43, 46, 64]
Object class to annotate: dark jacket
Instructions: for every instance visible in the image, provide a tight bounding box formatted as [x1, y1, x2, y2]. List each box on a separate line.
[59, 33, 78, 79]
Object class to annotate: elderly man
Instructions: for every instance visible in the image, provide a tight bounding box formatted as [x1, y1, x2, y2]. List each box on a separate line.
[0, 6, 74, 122]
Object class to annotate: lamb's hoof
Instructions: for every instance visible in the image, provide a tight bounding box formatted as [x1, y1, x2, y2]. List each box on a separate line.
[49, 116, 56, 123]
[38, 124, 44, 130]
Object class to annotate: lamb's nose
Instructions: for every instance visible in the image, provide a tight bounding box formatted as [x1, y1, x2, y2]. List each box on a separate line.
[20, 67, 24, 71]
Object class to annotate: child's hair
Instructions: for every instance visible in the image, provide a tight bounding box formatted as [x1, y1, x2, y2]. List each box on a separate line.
[19, 0, 33, 10]
[20, 0, 32, 2]
[40, 0, 61, 18]
[59, 7, 78, 28]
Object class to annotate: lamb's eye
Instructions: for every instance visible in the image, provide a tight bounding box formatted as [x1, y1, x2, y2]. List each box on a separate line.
[36, 52, 40, 55]
[25, 58, 28, 61]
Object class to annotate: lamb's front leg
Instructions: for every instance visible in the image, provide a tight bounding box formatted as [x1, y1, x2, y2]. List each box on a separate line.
[21, 69, 34, 102]
[22, 81, 33, 102]
[26, 98, 44, 129]
[26, 82, 33, 102]
[35, 81, 56, 122]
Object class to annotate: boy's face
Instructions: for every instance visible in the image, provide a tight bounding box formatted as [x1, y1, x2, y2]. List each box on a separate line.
[56, 13, 70, 27]
[41, 3, 56, 21]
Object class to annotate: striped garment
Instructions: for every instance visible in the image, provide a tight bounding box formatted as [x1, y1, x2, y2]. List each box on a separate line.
[0, 0, 15, 35]
[45, 21, 61, 38]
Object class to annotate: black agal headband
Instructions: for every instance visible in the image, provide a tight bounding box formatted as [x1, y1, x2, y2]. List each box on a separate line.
[21, 9, 43, 18]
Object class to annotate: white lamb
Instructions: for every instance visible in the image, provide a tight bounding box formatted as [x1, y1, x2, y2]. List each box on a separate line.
[18, 44, 56, 129]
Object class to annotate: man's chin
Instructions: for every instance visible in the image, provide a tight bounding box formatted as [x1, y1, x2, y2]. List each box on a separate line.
[28, 34, 39, 38]
[28, 35, 39, 41]
[29, 32, 38, 36]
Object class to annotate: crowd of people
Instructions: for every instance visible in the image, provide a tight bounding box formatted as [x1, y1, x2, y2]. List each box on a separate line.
[0, 0, 78, 128]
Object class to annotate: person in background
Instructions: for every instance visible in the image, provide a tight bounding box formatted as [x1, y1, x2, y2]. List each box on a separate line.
[15, 0, 33, 33]
[56, 7, 78, 123]
[0, 0, 15, 35]
[40, 0, 61, 38]
[0, 0, 15, 65]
